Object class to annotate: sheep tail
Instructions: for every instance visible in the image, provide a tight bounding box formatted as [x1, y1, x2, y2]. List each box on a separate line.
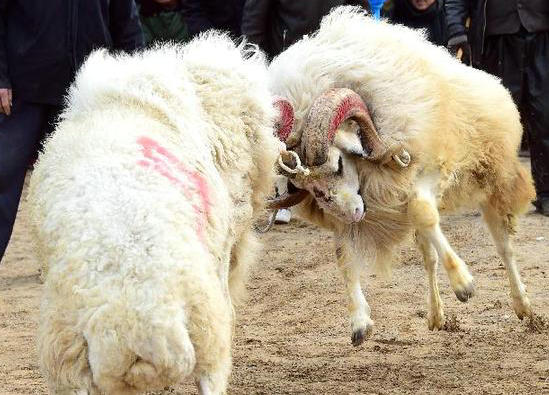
[122, 324, 196, 392]
[83, 306, 196, 393]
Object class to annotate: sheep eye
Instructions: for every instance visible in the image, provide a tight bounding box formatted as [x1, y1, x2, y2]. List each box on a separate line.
[336, 156, 343, 176]
[313, 187, 326, 199]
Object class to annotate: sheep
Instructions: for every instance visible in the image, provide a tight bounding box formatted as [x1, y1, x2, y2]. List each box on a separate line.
[27, 33, 281, 394]
[267, 7, 536, 346]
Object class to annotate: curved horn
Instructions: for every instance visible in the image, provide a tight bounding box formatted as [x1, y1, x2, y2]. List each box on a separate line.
[265, 189, 309, 210]
[300, 88, 387, 166]
[273, 97, 295, 143]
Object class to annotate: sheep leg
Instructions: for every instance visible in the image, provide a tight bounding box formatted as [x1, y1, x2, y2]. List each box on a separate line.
[481, 205, 532, 319]
[415, 232, 445, 330]
[335, 240, 374, 346]
[193, 287, 232, 395]
[195, 346, 231, 395]
[409, 185, 475, 302]
[197, 373, 228, 395]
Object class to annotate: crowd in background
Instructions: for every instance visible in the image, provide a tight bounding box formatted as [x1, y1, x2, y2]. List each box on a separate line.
[0, 0, 548, 264]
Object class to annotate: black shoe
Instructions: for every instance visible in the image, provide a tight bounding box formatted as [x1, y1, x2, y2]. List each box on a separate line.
[534, 198, 549, 217]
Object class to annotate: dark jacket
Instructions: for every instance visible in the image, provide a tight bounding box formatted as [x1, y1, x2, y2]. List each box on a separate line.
[446, 0, 549, 67]
[0, 0, 144, 105]
[242, 0, 371, 59]
[182, 0, 246, 38]
[384, 0, 448, 46]
[137, 0, 189, 45]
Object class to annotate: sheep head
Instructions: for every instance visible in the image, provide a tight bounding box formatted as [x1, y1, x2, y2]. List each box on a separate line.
[266, 97, 311, 211]
[268, 89, 389, 224]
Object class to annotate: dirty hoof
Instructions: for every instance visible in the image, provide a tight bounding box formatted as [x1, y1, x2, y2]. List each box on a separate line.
[351, 325, 373, 347]
[454, 282, 475, 303]
[513, 296, 532, 320]
[428, 311, 445, 331]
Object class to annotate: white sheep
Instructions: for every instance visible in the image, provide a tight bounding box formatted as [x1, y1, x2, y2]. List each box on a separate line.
[28, 33, 280, 394]
[267, 7, 535, 346]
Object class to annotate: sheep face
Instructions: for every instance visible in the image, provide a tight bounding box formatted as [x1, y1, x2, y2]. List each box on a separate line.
[289, 122, 365, 224]
[270, 88, 387, 222]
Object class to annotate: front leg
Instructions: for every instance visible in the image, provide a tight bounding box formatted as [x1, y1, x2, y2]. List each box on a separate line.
[335, 239, 374, 346]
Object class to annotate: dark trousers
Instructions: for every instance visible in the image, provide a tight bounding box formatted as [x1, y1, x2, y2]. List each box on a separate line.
[0, 100, 60, 263]
[481, 29, 549, 202]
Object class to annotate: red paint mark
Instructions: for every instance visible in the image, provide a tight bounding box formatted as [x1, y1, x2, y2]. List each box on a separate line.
[329, 95, 368, 142]
[273, 97, 294, 142]
[137, 136, 211, 241]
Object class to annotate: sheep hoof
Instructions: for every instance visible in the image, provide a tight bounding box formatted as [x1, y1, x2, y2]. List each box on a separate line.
[427, 311, 445, 331]
[351, 325, 373, 346]
[454, 282, 475, 303]
[512, 295, 532, 320]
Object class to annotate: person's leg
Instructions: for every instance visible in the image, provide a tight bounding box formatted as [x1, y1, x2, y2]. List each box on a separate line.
[0, 100, 49, 262]
[481, 34, 530, 152]
[480, 35, 525, 102]
[525, 32, 549, 213]
[273, 175, 292, 224]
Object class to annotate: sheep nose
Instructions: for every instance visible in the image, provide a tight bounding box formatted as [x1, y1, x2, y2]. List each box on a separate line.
[352, 205, 365, 222]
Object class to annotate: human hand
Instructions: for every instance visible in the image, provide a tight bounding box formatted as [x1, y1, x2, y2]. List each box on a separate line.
[448, 35, 471, 66]
[0, 88, 12, 115]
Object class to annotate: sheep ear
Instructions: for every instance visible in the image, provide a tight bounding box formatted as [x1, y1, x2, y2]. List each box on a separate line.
[334, 129, 365, 157]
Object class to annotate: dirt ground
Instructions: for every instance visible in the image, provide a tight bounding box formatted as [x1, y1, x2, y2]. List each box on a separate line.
[1, 174, 548, 394]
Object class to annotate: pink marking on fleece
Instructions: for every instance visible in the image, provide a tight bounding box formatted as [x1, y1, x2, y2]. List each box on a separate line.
[137, 136, 211, 241]
[328, 95, 368, 142]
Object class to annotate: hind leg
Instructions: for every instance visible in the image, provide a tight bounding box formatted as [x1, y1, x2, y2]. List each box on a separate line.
[415, 232, 445, 330]
[481, 204, 532, 319]
[194, 328, 231, 395]
[408, 178, 475, 302]
[40, 312, 97, 395]
[52, 390, 96, 395]
[50, 390, 87, 395]
[192, 282, 233, 395]
[193, 314, 232, 395]
[195, 329, 231, 395]
[197, 365, 230, 395]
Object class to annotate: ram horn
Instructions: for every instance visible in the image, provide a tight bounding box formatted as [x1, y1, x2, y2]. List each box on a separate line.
[300, 88, 388, 166]
[265, 189, 309, 210]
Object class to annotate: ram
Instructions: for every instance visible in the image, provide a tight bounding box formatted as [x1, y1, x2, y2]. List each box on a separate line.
[28, 34, 280, 394]
[268, 7, 535, 346]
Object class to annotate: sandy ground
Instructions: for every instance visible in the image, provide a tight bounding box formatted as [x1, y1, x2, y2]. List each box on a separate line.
[1, 175, 548, 394]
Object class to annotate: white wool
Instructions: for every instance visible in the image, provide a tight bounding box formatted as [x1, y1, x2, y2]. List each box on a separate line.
[267, 6, 535, 346]
[29, 32, 279, 394]
[269, 6, 533, 272]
